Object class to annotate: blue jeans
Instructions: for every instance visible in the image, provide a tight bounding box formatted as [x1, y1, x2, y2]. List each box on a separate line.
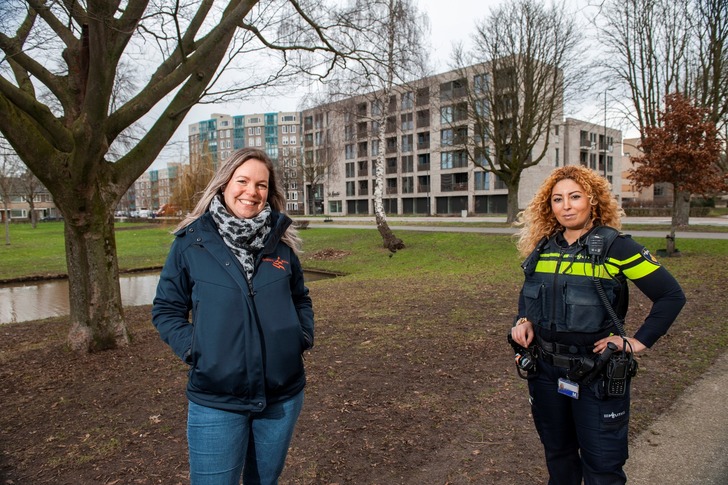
[187, 391, 304, 485]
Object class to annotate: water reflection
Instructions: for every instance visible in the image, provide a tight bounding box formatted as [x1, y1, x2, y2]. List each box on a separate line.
[0, 270, 332, 325]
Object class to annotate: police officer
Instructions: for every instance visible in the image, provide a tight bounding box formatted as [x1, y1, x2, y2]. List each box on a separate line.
[510, 165, 685, 485]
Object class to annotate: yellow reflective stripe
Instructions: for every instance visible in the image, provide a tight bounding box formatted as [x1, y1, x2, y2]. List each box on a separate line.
[622, 259, 660, 279]
[607, 254, 642, 266]
[534, 260, 616, 279]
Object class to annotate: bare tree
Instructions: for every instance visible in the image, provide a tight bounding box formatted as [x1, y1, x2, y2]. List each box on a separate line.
[169, 146, 215, 217]
[0, 138, 21, 244]
[598, 0, 728, 224]
[16, 165, 43, 227]
[322, 0, 430, 251]
[455, 0, 583, 222]
[0, 0, 366, 352]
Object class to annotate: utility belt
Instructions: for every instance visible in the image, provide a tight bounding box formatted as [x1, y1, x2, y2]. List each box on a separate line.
[536, 336, 593, 369]
[534, 335, 638, 398]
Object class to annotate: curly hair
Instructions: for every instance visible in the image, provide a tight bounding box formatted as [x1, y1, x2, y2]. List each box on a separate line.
[175, 148, 303, 254]
[514, 165, 623, 257]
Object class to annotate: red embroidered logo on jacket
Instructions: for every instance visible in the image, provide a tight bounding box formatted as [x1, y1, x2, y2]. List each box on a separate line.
[263, 256, 289, 270]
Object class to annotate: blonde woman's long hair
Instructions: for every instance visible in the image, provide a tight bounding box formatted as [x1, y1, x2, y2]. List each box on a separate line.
[514, 165, 623, 257]
[175, 148, 303, 254]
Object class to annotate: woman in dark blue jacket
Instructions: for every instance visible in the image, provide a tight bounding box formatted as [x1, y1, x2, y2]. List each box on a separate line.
[510, 165, 684, 485]
[152, 148, 314, 485]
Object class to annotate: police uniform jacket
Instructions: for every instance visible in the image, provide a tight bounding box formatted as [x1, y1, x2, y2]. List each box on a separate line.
[152, 210, 314, 413]
[518, 226, 685, 348]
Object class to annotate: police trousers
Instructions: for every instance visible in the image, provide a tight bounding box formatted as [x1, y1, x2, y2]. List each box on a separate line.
[528, 358, 630, 485]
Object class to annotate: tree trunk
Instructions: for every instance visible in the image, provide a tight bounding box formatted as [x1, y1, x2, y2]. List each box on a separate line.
[375, 213, 405, 253]
[3, 204, 9, 245]
[665, 189, 690, 257]
[506, 182, 520, 223]
[64, 206, 129, 352]
[673, 189, 691, 227]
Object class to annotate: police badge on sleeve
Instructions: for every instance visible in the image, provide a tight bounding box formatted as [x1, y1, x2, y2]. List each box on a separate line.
[641, 248, 661, 266]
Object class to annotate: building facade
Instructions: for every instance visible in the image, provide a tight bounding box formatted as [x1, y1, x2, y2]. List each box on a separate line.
[187, 112, 305, 214]
[301, 65, 623, 217]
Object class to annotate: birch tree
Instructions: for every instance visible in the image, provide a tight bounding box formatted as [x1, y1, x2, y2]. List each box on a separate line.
[325, 0, 430, 251]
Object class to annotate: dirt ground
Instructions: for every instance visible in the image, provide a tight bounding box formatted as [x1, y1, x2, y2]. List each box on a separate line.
[1, 249, 725, 485]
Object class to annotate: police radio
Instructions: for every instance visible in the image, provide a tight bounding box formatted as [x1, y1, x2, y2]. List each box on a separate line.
[598, 339, 638, 397]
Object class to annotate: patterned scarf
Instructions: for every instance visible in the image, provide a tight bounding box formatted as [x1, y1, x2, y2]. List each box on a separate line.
[210, 195, 272, 280]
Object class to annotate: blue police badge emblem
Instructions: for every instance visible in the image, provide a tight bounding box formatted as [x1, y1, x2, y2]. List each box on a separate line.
[641, 248, 660, 266]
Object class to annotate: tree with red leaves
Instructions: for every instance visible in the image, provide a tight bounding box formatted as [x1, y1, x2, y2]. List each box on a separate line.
[630, 92, 725, 256]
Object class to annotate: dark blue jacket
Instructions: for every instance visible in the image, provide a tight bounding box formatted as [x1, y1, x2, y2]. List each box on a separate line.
[152, 211, 314, 412]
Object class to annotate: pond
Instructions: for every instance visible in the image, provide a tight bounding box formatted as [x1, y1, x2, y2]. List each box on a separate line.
[0, 270, 334, 325]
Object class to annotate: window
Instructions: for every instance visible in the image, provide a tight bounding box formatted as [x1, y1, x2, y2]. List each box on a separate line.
[440, 150, 467, 169]
[474, 171, 490, 190]
[386, 157, 397, 174]
[290, 136, 296, 145]
[401, 134, 413, 152]
[282, 136, 289, 145]
[288, 191, 298, 200]
[346, 181, 356, 196]
[402, 176, 414, 193]
[328, 200, 342, 213]
[439, 78, 467, 100]
[474, 73, 490, 94]
[386, 116, 396, 133]
[401, 155, 413, 172]
[555, 148, 560, 167]
[386, 178, 398, 194]
[441, 106, 453, 124]
[357, 103, 368, 117]
[401, 91, 414, 110]
[345, 144, 355, 160]
[358, 180, 369, 195]
[417, 132, 430, 149]
[417, 153, 430, 170]
[386, 137, 397, 154]
[371, 139, 380, 156]
[358, 142, 368, 158]
[401, 113, 414, 131]
[416, 87, 429, 106]
[441, 172, 468, 191]
[416, 109, 430, 128]
[346, 162, 355, 178]
[282, 126, 288, 134]
[441, 129, 454, 146]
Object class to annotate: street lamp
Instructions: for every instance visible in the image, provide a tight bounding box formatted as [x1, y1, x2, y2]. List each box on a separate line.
[603, 87, 616, 178]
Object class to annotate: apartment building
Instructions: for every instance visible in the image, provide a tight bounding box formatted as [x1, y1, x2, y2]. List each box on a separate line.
[187, 112, 305, 214]
[561, 118, 623, 197]
[301, 65, 622, 217]
[130, 163, 182, 214]
[620, 137, 674, 207]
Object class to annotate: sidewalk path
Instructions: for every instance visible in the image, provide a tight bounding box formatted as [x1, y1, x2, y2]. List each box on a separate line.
[301, 215, 728, 240]
[624, 351, 728, 484]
